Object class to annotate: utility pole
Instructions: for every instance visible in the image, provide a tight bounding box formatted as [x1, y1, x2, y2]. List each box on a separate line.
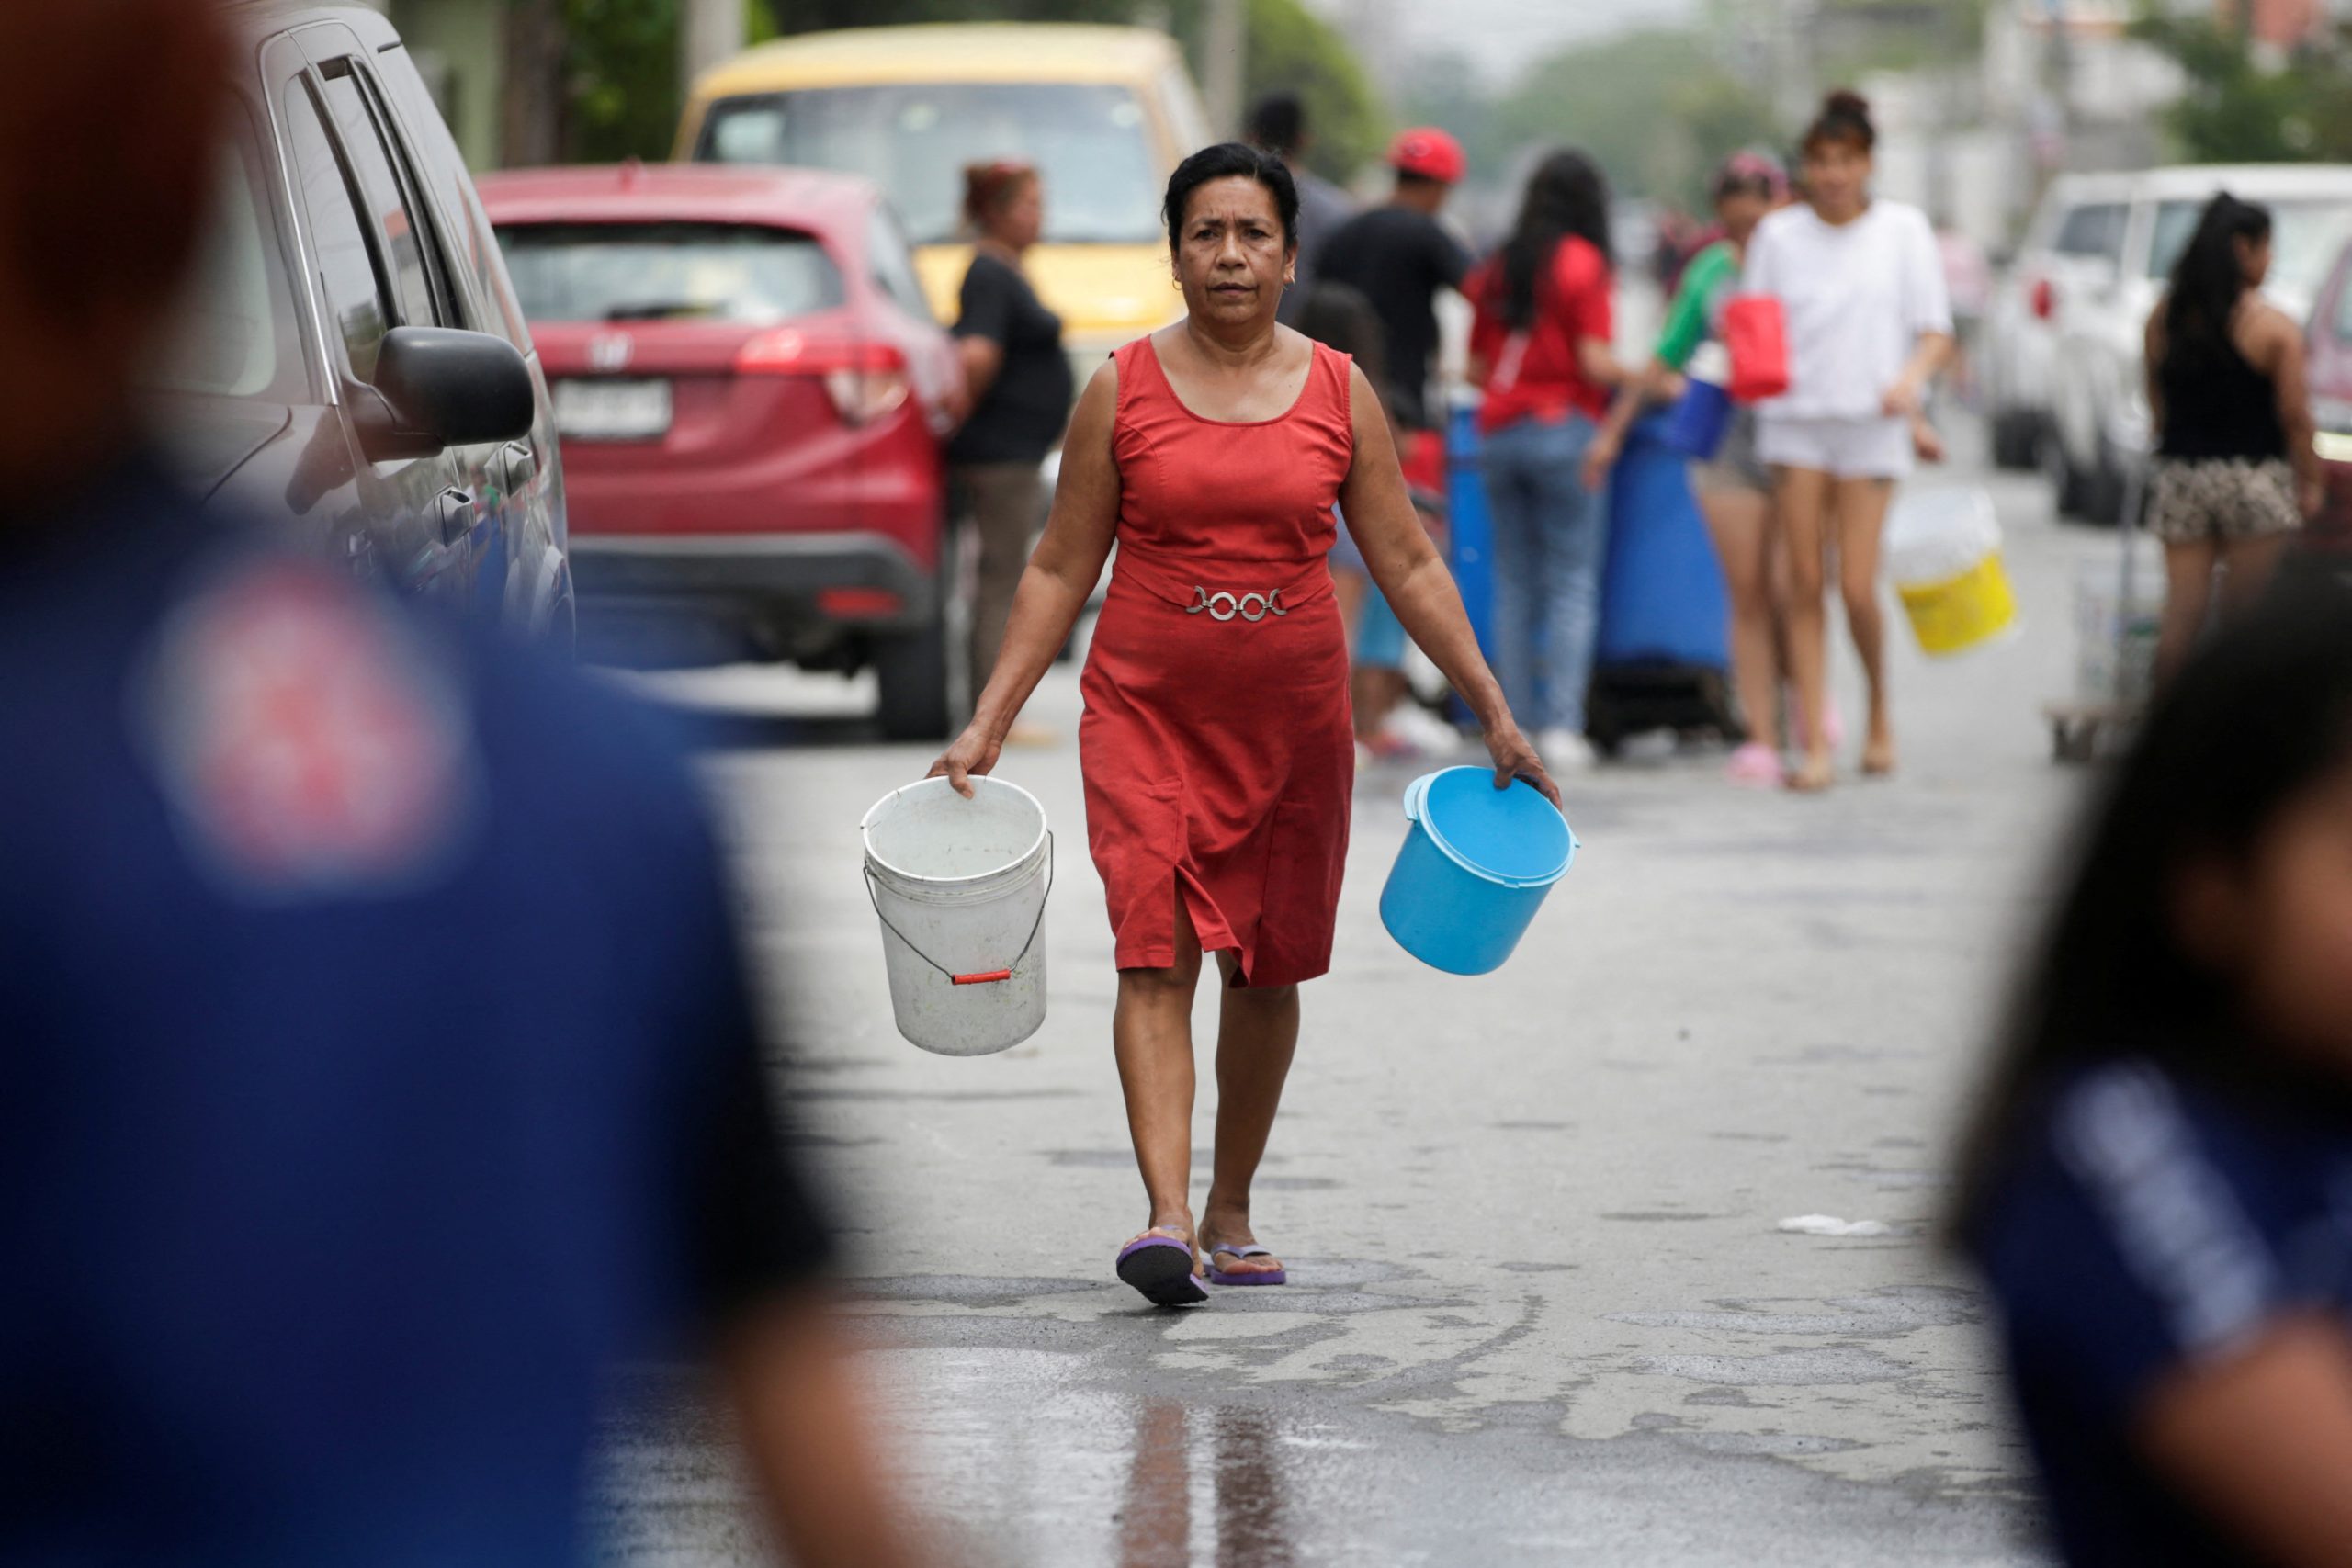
[681, 0, 745, 104]
[1204, 0, 1248, 140]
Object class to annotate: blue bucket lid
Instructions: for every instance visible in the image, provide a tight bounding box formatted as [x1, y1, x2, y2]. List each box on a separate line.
[1403, 766, 1577, 889]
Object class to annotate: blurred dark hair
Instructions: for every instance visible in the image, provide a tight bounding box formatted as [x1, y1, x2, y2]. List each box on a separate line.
[1803, 89, 1876, 155]
[1496, 149, 1612, 332]
[1162, 142, 1299, 254]
[1949, 581, 2352, 1244]
[1247, 92, 1306, 159]
[1712, 150, 1788, 208]
[1290, 279, 1387, 399]
[2162, 192, 2273, 372]
[961, 160, 1037, 231]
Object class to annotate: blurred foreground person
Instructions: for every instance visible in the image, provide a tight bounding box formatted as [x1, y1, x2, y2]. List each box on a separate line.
[2145, 193, 2322, 687]
[1955, 587, 2352, 1566]
[0, 6, 921, 1565]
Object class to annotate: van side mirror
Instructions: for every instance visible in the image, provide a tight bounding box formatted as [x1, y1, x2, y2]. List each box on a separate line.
[350, 326, 535, 462]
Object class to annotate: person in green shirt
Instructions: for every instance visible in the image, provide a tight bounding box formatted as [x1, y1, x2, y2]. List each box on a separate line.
[1586, 152, 1793, 786]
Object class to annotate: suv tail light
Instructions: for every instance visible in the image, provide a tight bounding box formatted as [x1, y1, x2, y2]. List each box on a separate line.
[2030, 277, 2056, 321]
[735, 330, 911, 425]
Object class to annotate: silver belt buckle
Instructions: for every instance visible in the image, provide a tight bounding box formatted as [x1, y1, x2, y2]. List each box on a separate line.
[1185, 586, 1286, 623]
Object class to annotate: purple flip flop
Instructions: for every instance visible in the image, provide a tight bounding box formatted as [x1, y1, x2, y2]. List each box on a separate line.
[1206, 1243, 1287, 1287]
[1116, 1233, 1208, 1307]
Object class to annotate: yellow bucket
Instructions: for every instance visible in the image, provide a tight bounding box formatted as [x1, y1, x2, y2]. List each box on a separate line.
[1896, 551, 2018, 657]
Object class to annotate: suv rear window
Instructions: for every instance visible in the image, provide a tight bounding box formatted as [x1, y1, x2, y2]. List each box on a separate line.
[493, 222, 844, 323]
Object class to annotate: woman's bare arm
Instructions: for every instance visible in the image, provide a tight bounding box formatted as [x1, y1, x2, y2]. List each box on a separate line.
[929, 362, 1121, 795]
[1883, 331, 1956, 417]
[956, 335, 1005, 409]
[2254, 306, 2324, 513]
[1337, 362, 1559, 807]
[2139, 1314, 2352, 1566]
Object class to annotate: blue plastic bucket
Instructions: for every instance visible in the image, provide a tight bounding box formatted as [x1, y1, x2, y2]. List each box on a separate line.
[1660, 375, 1733, 460]
[1379, 766, 1577, 976]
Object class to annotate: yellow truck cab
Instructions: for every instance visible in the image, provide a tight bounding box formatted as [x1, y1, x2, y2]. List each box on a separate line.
[676, 24, 1210, 392]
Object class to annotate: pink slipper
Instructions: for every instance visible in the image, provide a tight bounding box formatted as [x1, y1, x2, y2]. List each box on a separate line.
[1727, 742, 1781, 788]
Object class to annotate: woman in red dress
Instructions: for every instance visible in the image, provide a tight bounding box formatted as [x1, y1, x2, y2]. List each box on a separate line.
[932, 144, 1555, 1306]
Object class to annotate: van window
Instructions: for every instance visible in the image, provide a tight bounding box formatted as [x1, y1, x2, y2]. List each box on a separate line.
[375, 48, 537, 349]
[148, 118, 307, 401]
[495, 222, 845, 323]
[284, 85, 391, 379]
[2053, 203, 2127, 263]
[2148, 197, 2352, 300]
[697, 83, 1160, 246]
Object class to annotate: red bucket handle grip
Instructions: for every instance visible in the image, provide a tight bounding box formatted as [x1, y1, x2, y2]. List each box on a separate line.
[953, 970, 1013, 986]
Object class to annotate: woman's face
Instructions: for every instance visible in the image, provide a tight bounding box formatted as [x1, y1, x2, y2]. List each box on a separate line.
[1172, 175, 1292, 329]
[989, 177, 1045, 252]
[2235, 230, 2274, 289]
[1717, 190, 1772, 247]
[2179, 767, 2352, 1067]
[1802, 139, 1871, 218]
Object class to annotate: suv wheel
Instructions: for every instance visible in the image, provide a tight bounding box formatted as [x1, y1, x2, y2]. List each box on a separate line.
[874, 523, 970, 742]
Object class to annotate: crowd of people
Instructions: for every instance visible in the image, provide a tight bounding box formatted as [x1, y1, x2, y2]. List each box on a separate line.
[20, 5, 2352, 1559]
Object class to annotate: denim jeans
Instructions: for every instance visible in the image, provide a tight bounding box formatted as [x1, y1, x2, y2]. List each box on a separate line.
[1480, 412, 1607, 734]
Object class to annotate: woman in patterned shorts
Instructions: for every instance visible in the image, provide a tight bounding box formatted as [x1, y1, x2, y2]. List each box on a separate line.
[2144, 193, 2324, 684]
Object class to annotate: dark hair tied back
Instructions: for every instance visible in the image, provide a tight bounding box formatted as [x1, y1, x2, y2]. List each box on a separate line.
[2163, 191, 2273, 372]
[1161, 142, 1299, 254]
[1804, 88, 1876, 153]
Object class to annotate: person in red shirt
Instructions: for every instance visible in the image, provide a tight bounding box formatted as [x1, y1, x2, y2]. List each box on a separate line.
[1468, 151, 1629, 773]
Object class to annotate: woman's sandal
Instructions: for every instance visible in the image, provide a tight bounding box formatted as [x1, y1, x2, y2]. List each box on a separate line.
[1205, 1242, 1288, 1287]
[1116, 1228, 1208, 1307]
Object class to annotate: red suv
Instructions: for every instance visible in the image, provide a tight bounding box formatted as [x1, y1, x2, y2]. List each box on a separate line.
[478, 164, 963, 737]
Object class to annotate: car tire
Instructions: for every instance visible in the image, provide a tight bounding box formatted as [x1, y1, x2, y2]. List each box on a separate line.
[874, 525, 969, 743]
[1989, 408, 2041, 471]
[2041, 427, 2091, 519]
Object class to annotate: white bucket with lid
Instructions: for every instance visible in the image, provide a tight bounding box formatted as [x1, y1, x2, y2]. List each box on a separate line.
[861, 776, 1051, 1056]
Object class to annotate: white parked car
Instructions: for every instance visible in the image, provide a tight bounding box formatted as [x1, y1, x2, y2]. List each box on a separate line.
[1983, 174, 2136, 472]
[2042, 164, 2352, 522]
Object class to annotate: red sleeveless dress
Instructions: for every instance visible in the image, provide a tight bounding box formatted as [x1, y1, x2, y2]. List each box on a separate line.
[1080, 335, 1357, 987]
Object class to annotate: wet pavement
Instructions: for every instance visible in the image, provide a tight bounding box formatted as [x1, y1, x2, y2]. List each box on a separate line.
[595, 429, 2118, 1563]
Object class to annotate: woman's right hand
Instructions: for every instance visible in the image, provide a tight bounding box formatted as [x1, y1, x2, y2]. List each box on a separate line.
[1579, 430, 1623, 493]
[928, 722, 1004, 799]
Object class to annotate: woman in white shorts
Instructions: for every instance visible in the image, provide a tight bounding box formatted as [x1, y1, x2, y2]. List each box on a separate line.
[1742, 90, 1953, 791]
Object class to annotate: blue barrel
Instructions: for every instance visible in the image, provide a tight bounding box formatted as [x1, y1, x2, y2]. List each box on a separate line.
[1445, 404, 1495, 659]
[1380, 766, 1577, 976]
[1597, 412, 1730, 670]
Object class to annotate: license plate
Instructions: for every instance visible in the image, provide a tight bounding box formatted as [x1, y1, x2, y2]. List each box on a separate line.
[554, 378, 672, 441]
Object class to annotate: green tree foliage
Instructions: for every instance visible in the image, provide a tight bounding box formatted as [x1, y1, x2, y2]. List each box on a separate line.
[1490, 29, 1778, 209]
[1169, 0, 1386, 183]
[563, 0, 684, 163]
[2132, 13, 2352, 164]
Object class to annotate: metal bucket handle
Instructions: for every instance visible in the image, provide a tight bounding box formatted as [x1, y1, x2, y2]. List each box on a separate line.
[862, 832, 1055, 986]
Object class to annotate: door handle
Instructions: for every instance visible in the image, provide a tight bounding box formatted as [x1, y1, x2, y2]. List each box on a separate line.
[500, 440, 537, 499]
[435, 487, 475, 547]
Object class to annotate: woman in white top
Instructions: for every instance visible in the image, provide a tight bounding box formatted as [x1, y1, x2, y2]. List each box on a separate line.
[1742, 90, 1953, 791]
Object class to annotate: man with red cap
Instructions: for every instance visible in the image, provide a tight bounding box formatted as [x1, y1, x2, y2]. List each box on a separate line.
[1317, 126, 1472, 433]
[1315, 127, 1474, 757]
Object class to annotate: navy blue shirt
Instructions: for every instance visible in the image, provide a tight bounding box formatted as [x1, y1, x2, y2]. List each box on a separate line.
[1975, 1059, 2352, 1566]
[0, 468, 829, 1565]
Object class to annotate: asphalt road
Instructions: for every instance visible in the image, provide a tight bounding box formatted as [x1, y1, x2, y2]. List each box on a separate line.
[594, 426, 2137, 1565]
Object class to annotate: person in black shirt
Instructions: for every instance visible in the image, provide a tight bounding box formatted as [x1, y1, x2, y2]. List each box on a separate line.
[951, 160, 1074, 704]
[1247, 91, 1357, 329]
[1317, 127, 1472, 433]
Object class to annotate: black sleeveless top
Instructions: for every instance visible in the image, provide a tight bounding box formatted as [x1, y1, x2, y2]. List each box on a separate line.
[2157, 315, 2287, 461]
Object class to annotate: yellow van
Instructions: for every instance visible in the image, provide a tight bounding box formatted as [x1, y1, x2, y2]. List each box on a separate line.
[677, 24, 1211, 389]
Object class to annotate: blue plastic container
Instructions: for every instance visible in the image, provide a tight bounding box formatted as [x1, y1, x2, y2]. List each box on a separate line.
[1660, 376, 1732, 460]
[1597, 412, 1731, 670]
[1380, 766, 1577, 976]
[1445, 403, 1495, 659]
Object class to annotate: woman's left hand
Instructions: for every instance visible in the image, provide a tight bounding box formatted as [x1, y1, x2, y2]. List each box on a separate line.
[1485, 724, 1563, 810]
[1881, 378, 1925, 419]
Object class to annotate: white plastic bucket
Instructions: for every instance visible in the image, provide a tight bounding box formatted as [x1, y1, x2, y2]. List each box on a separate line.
[861, 776, 1051, 1056]
[1884, 487, 2018, 657]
